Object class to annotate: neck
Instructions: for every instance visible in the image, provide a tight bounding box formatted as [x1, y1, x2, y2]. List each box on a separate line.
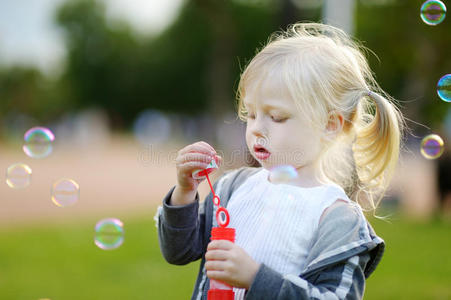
[293, 164, 325, 188]
[294, 157, 333, 188]
[263, 163, 327, 188]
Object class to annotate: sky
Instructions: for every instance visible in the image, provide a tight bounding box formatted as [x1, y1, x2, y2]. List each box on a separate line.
[0, 0, 185, 75]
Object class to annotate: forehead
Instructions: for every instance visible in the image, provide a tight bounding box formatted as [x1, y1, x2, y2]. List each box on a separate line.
[243, 73, 295, 110]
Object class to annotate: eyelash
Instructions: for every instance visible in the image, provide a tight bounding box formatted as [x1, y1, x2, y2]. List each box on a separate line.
[246, 113, 287, 123]
[271, 116, 287, 123]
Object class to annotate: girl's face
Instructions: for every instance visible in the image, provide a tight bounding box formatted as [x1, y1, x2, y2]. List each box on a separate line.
[244, 77, 324, 183]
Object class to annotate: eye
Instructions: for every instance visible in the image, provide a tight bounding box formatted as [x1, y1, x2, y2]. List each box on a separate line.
[271, 115, 287, 123]
[247, 112, 256, 120]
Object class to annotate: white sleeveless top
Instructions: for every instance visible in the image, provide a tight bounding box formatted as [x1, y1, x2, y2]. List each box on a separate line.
[226, 168, 350, 299]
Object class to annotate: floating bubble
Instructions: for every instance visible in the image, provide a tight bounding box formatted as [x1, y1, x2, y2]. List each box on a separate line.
[51, 178, 79, 207]
[95, 218, 124, 250]
[420, 0, 446, 25]
[420, 134, 444, 159]
[192, 158, 218, 179]
[268, 165, 298, 184]
[6, 163, 32, 189]
[23, 127, 55, 158]
[437, 74, 451, 102]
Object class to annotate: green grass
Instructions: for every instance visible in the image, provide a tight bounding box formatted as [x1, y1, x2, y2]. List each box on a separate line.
[0, 214, 450, 299]
[365, 216, 451, 300]
[0, 215, 198, 300]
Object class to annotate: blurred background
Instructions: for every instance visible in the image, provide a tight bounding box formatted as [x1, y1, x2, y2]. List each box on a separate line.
[0, 0, 450, 299]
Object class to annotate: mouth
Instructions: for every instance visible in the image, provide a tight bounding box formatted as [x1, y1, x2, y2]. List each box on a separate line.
[253, 144, 271, 160]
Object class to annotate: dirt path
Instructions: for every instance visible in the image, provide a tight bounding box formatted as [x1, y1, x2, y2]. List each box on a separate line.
[1, 135, 441, 226]
[0, 136, 219, 226]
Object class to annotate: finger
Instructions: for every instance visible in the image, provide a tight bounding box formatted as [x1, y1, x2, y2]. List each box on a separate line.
[197, 141, 216, 153]
[214, 154, 222, 166]
[206, 270, 228, 282]
[178, 161, 211, 174]
[207, 240, 234, 251]
[205, 260, 228, 271]
[176, 152, 214, 165]
[179, 142, 216, 157]
[178, 146, 214, 158]
[205, 249, 229, 261]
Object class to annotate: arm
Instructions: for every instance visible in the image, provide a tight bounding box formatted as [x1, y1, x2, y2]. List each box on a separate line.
[157, 141, 220, 265]
[245, 254, 370, 300]
[157, 186, 209, 265]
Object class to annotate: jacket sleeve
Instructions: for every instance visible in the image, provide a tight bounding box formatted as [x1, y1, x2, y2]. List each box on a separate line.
[157, 186, 209, 265]
[245, 201, 380, 300]
[245, 253, 369, 300]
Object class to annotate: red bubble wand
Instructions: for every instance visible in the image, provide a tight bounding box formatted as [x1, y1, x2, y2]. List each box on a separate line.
[193, 159, 235, 300]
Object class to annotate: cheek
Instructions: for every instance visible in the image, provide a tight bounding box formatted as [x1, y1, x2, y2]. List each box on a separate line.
[245, 126, 252, 147]
[274, 126, 316, 153]
[272, 126, 295, 147]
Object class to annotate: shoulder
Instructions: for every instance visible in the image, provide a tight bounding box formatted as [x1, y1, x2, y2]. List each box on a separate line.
[303, 200, 385, 278]
[320, 200, 362, 231]
[318, 200, 376, 248]
[217, 166, 262, 189]
[211, 167, 262, 207]
[223, 166, 262, 179]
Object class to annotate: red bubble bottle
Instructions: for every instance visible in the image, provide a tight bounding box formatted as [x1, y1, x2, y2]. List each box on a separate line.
[208, 213, 235, 300]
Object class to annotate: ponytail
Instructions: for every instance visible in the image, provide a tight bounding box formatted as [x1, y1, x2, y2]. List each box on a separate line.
[351, 90, 404, 211]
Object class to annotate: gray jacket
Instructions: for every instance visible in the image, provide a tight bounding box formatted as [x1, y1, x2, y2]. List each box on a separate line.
[156, 167, 385, 299]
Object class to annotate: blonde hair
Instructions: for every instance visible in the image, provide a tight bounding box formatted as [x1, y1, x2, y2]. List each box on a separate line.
[236, 22, 405, 212]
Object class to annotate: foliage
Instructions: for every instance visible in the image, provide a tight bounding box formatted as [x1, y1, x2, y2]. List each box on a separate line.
[355, 0, 451, 130]
[1, 0, 449, 131]
[53, 0, 279, 128]
[0, 67, 70, 127]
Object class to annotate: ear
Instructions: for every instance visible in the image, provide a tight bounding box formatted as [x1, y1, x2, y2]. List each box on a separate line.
[325, 111, 344, 136]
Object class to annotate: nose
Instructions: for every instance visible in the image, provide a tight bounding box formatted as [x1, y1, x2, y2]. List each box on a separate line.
[248, 115, 267, 138]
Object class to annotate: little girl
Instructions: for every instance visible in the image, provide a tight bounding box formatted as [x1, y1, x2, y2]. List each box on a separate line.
[156, 22, 404, 299]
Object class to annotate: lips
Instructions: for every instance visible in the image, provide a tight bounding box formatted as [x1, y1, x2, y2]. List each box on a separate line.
[253, 144, 271, 160]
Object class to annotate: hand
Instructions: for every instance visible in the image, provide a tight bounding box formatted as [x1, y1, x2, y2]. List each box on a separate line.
[172, 141, 222, 205]
[205, 240, 260, 289]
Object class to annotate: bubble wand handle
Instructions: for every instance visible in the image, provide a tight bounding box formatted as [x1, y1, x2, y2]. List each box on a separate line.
[205, 172, 218, 205]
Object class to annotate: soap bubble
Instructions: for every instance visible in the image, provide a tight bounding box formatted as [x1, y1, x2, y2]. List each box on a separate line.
[6, 163, 32, 189]
[420, 0, 446, 25]
[268, 165, 298, 184]
[23, 127, 55, 158]
[95, 218, 124, 250]
[420, 134, 444, 159]
[192, 158, 218, 179]
[51, 178, 79, 207]
[437, 74, 451, 102]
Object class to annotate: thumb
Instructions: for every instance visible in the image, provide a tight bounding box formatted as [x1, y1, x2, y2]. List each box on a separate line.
[214, 154, 223, 166]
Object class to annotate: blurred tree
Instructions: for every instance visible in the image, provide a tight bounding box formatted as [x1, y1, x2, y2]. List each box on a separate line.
[355, 0, 451, 131]
[54, 0, 281, 132]
[56, 0, 141, 128]
[0, 67, 69, 132]
[0, 68, 45, 121]
[6, 0, 446, 138]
